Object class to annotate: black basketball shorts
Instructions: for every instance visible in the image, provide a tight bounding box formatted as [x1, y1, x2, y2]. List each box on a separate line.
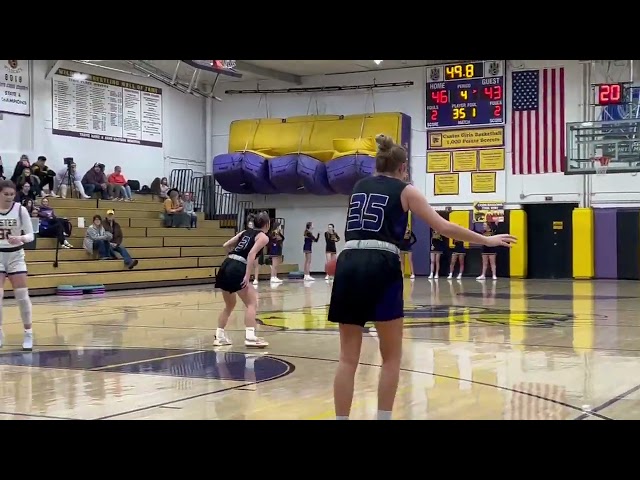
[328, 248, 404, 327]
[215, 257, 247, 293]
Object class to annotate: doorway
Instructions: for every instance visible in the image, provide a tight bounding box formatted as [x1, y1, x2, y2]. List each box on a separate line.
[524, 203, 578, 279]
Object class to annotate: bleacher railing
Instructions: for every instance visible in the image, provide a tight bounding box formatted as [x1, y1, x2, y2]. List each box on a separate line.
[176, 170, 262, 234]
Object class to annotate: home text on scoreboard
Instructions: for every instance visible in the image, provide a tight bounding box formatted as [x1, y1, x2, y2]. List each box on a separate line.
[426, 60, 506, 129]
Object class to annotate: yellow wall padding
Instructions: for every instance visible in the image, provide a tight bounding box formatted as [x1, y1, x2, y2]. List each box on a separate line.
[572, 282, 594, 354]
[403, 211, 412, 275]
[509, 280, 527, 351]
[572, 208, 594, 279]
[508, 209, 527, 278]
[227, 113, 404, 162]
[448, 210, 470, 249]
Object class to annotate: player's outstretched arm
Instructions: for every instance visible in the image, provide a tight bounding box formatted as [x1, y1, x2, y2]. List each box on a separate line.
[403, 185, 516, 248]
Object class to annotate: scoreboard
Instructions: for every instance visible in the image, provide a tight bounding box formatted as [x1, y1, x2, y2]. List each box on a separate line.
[426, 60, 506, 129]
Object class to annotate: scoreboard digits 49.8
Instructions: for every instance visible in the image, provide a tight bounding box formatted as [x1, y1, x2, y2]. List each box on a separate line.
[426, 60, 506, 129]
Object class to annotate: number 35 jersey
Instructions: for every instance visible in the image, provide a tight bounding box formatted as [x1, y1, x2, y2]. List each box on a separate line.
[344, 175, 409, 248]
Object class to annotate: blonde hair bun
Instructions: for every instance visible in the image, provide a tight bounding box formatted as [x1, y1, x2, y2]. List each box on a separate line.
[375, 134, 394, 151]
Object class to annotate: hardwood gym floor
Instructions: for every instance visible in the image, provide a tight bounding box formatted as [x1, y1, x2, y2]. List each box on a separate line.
[0, 277, 637, 420]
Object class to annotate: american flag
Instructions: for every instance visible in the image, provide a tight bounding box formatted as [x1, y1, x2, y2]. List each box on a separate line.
[511, 68, 565, 174]
[504, 382, 568, 420]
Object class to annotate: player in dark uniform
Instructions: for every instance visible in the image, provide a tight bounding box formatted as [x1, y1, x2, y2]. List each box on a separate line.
[478, 220, 498, 280]
[267, 221, 285, 283]
[328, 134, 516, 420]
[214, 211, 270, 348]
[324, 224, 340, 279]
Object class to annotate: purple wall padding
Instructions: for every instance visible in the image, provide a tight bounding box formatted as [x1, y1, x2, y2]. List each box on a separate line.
[412, 215, 431, 276]
[594, 208, 617, 279]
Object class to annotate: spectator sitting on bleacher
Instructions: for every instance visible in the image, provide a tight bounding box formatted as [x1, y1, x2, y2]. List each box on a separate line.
[107, 166, 132, 201]
[182, 192, 197, 229]
[31, 156, 57, 197]
[16, 167, 42, 198]
[163, 189, 190, 228]
[56, 162, 90, 199]
[159, 177, 170, 199]
[21, 198, 36, 216]
[10, 154, 30, 184]
[103, 209, 138, 269]
[83, 215, 113, 260]
[37, 197, 73, 249]
[82, 163, 111, 200]
[15, 181, 35, 204]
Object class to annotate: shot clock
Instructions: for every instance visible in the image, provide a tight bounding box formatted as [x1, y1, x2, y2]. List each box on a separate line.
[596, 83, 626, 106]
[426, 60, 506, 129]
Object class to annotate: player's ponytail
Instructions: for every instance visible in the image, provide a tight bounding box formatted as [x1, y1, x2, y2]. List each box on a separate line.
[253, 211, 270, 229]
[375, 134, 407, 174]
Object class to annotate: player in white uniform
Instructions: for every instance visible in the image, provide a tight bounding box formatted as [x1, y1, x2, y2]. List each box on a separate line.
[0, 180, 35, 351]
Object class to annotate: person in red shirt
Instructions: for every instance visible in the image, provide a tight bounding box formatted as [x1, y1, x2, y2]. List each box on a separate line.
[107, 166, 132, 201]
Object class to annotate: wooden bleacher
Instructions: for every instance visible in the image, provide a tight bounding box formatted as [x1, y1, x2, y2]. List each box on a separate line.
[13, 196, 298, 296]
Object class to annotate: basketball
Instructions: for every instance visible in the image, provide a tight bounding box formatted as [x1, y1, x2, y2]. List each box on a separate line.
[326, 258, 337, 276]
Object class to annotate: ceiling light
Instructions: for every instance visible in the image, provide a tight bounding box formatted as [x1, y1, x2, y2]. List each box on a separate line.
[374, 60, 383, 65]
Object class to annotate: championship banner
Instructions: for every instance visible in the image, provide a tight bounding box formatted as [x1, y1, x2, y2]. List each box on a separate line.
[0, 60, 30, 116]
[473, 201, 504, 223]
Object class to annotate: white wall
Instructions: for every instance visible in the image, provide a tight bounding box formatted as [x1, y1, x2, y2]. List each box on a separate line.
[0, 60, 206, 186]
[211, 60, 640, 272]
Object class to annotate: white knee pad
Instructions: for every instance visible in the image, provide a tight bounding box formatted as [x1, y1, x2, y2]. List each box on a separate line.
[13, 288, 31, 327]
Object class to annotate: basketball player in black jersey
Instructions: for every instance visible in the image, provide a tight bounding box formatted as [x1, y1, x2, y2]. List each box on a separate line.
[214, 211, 270, 348]
[328, 134, 517, 420]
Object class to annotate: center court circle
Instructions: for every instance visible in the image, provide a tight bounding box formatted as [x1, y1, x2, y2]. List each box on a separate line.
[0, 348, 295, 382]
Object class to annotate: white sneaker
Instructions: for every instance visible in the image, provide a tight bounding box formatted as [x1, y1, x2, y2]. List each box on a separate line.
[252, 279, 258, 285]
[304, 275, 315, 281]
[457, 273, 462, 280]
[270, 277, 282, 283]
[434, 274, 439, 279]
[245, 337, 269, 348]
[447, 273, 453, 279]
[428, 273, 434, 279]
[213, 335, 232, 347]
[476, 275, 486, 280]
[325, 275, 330, 280]
[410, 274, 415, 280]
[22, 331, 33, 351]
[492, 275, 497, 280]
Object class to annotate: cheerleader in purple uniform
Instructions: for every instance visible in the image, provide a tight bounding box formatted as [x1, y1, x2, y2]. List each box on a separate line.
[303, 221, 320, 281]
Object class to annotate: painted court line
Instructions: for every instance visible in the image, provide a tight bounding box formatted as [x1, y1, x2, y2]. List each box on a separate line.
[89, 350, 204, 371]
[94, 355, 295, 420]
[0, 411, 77, 420]
[574, 382, 640, 420]
[273, 353, 611, 420]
